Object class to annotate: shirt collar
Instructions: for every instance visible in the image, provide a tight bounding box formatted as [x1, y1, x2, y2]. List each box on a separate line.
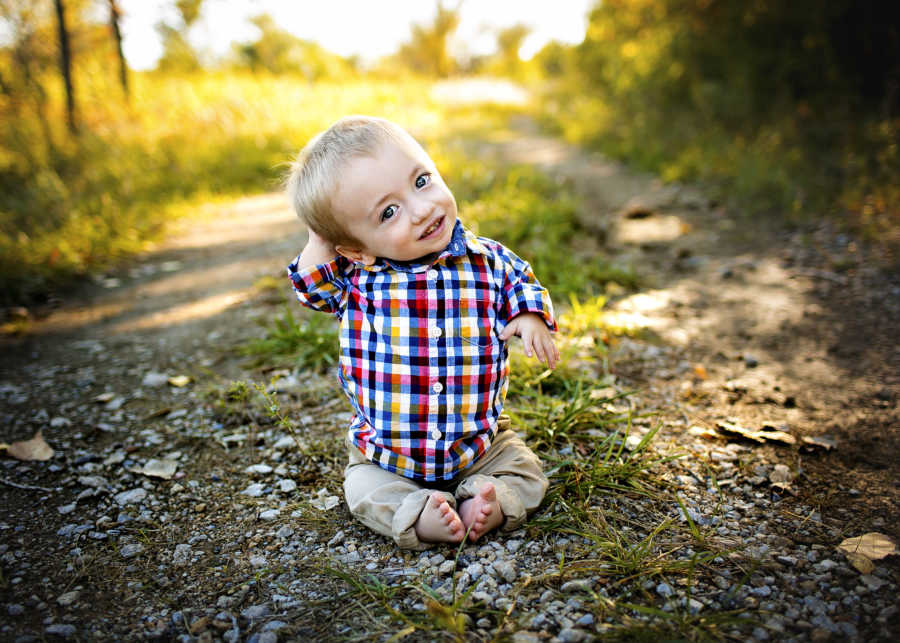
[352, 220, 489, 274]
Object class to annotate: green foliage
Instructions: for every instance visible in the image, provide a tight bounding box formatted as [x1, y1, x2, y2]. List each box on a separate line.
[538, 0, 900, 243]
[390, 0, 461, 77]
[240, 304, 338, 372]
[0, 73, 448, 304]
[231, 14, 357, 79]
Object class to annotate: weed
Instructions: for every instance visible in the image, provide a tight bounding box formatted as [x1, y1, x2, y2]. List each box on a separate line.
[239, 304, 338, 371]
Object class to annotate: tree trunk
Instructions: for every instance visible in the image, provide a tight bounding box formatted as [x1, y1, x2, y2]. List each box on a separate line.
[53, 0, 77, 133]
[108, 0, 129, 98]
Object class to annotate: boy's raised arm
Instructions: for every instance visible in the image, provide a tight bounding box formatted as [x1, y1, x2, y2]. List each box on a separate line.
[294, 227, 338, 271]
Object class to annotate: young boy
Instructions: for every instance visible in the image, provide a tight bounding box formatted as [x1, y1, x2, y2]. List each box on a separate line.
[286, 116, 559, 550]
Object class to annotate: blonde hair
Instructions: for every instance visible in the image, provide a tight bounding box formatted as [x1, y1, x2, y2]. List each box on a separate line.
[285, 115, 429, 248]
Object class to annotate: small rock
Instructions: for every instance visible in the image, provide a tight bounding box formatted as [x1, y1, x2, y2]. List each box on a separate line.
[278, 479, 297, 493]
[494, 560, 517, 583]
[506, 539, 522, 553]
[558, 628, 587, 643]
[860, 575, 886, 591]
[8, 603, 25, 616]
[57, 503, 77, 515]
[275, 526, 295, 539]
[561, 579, 594, 593]
[77, 475, 108, 489]
[438, 560, 456, 575]
[249, 555, 267, 568]
[57, 591, 80, 607]
[241, 604, 270, 621]
[173, 544, 192, 566]
[45, 624, 77, 638]
[656, 582, 674, 598]
[120, 543, 145, 559]
[241, 483, 266, 497]
[575, 613, 594, 627]
[245, 464, 273, 475]
[142, 372, 169, 387]
[744, 354, 759, 368]
[114, 488, 148, 506]
[258, 509, 280, 521]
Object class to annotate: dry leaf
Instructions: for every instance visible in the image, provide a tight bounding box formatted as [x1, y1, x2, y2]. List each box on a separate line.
[168, 375, 191, 387]
[800, 435, 837, 452]
[715, 420, 797, 445]
[688, 425, 722, 440]
[693, 364, 708, 380]
[838, 533, 897, 561]
[4, 430, 54, 461]
[845, 552, 875, 574]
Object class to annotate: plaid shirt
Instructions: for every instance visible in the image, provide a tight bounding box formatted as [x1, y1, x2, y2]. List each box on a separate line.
[287, 221, 556, 481]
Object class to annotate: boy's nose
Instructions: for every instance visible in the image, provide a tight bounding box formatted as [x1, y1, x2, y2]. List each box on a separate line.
[409, 198, 432, 223]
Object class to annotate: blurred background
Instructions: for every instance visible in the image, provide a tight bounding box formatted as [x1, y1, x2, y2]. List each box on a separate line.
[1, 0, 898, 305]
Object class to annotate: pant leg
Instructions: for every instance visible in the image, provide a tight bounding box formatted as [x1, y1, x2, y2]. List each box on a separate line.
[454, 428, 549, 531]
[343, 446, 455, 550]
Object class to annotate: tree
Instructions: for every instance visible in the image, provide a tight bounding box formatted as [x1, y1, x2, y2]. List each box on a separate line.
[395, 0, 462, 77]
[107, 0, 128, 98]
[53, 0, 76, 133]
[155, 0, 203, 72]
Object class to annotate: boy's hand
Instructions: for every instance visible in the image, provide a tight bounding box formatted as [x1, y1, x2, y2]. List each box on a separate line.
[296, 227, 338, 270]
[499, 313, 560, 369]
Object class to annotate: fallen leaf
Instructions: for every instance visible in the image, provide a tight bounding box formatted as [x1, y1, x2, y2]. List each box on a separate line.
[838, 533, 897, 561]
[845, 552, 875, 574]
[715, 420, 797, 445]
[688, 425, 721, 440]
[800, 435, 837, 452]
[310, 487, 340, 511]
[693, 364, 708, 380]
[3, 430, 54, 461]
[168, 375, 191, 387]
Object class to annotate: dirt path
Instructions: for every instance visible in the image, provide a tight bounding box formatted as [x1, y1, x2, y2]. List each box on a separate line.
[2, 119, 898, 640]
[496, 127, 900, 530]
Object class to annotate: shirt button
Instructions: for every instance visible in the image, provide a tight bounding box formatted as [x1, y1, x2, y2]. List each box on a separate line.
[426, 269, 438, 280]
[431, 381, 443, 394]
[429, 326, 442, 338]
[431, 429, 441, 439]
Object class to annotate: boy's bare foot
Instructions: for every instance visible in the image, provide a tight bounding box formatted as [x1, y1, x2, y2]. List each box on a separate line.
[458, 482, 503, 541]
[415, 492, 465, 543]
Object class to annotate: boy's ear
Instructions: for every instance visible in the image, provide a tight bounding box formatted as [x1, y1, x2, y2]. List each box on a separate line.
[335, 244, 376, 266]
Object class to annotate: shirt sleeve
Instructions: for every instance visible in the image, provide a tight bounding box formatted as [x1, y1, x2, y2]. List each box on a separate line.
[286, 256, 347, 318]
[492, 243, 557, 331]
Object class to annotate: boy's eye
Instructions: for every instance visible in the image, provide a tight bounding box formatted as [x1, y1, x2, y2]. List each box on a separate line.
[415, 173, 431, 189]
[381, 205, 398, 221]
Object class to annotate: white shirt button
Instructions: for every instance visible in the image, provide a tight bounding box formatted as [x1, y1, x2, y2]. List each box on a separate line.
[426, 269, 438, 280]
[431, 381, 443, 394]
[430, 326, 442, 338]
[431, 429, 441, 439]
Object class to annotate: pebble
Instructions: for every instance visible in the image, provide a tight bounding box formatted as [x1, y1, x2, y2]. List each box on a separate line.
[241, 604, 270, 621]
[57, 591, 80, 607]
[656, 582, 674, 598]
[494, 560, 517, 583]
[45, 624, 77, 637]
[120, 543, 145, 559]
[241, 484, 266, 497]
[561, 579, 594, 593]
[258, 509, 280, 521]
[114, 488, 147, 506]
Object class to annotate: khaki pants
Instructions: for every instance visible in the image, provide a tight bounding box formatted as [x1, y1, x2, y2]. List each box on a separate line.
[343, 428, 548, 550]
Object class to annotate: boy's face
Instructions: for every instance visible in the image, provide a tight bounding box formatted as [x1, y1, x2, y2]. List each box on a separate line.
[331, 139, 458, 265]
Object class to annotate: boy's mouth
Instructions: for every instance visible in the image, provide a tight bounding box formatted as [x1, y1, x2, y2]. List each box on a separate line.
[419, 216, 444, 240]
